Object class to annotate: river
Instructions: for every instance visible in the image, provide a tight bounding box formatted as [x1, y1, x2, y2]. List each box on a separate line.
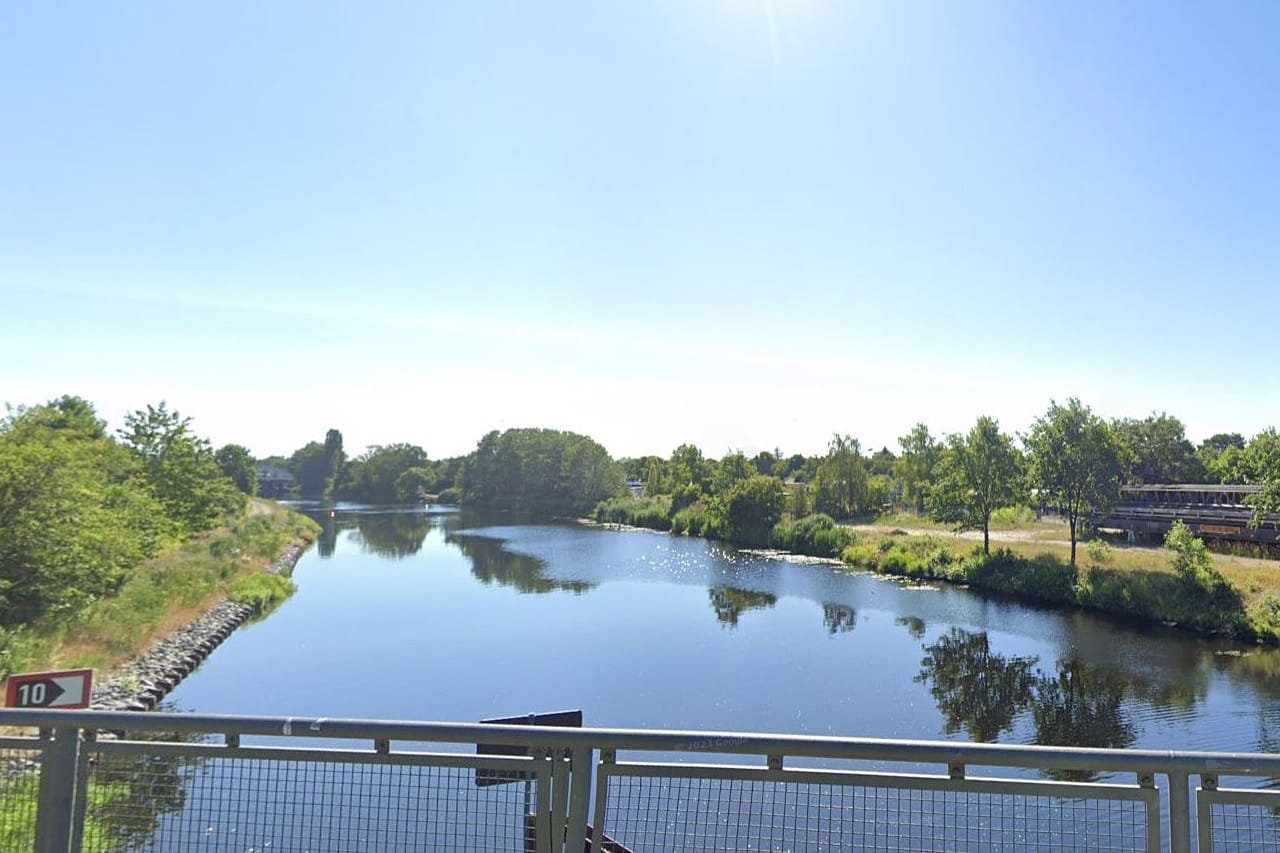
[164, 505, 1280, 761]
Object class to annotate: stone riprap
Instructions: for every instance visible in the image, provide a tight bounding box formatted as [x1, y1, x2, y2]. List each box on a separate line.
[90, 543, 306, 712]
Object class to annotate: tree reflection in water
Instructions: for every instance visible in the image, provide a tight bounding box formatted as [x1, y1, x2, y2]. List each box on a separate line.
[708, 586, 777, 627]
[823, 603, 857, 634]
[916, 627, 1139, 781]
[449, 532, 593, 594]
[916, 627, 1037, 743]
[895, 615, 927, 639]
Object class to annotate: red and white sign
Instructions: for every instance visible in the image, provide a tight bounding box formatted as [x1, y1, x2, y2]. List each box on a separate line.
[4, 668, 93, 709]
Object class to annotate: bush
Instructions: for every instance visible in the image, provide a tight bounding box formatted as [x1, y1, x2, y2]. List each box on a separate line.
[436, 487, 462, 505]
[1165, 521, 1223, 592]
[771, 514, 856, 558]
[228, 573, 296, 614]
[962, 549, 1077, 603]
[592, 495, 672, 531]
[990, 505, 1036, 528]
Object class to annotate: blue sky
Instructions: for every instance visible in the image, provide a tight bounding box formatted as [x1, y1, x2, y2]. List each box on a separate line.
[2, 1, 1277, 460]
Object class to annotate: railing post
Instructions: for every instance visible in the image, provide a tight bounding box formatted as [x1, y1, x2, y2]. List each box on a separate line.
[564, 747, 593, 853]
[1167, 771, 1192, 853]
[35, 725, 82, 853]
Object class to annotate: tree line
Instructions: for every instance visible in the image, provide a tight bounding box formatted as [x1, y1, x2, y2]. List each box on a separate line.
[0, 396, 248, 632]
[194, 398, 1280, 563]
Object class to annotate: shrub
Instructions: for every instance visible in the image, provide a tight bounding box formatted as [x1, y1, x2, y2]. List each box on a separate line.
[228, 573, 296, 614]
[771, 513, 856, 558]
[592, 495, 672, 531]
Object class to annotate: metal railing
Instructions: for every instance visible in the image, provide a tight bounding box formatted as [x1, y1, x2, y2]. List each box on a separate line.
[2, 709, 1280, 852]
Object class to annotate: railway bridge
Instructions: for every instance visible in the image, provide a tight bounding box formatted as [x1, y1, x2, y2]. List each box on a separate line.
[1093, 484, 1279, 548]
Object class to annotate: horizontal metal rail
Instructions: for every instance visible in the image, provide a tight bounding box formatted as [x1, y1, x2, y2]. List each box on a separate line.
[2, 710, 1279, 776]
[5, 709, 1280, 852]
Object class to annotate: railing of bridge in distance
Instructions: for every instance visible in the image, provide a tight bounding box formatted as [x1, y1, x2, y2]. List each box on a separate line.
[3, 709, 1280, 852]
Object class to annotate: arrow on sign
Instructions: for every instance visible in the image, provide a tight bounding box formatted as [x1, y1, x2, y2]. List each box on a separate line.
[5, 668, 93, 709]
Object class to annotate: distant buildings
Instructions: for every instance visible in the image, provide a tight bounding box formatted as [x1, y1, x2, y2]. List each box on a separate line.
[254, 464, 296, 498]
[625, 479, 644, 497]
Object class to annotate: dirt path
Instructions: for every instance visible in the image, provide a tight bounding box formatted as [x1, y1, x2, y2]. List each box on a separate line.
[847, 524, 1067, 544]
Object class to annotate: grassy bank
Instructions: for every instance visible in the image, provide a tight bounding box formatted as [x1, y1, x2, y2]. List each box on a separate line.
[840, 532, 1280, 642]
[0, 500, 320, 680]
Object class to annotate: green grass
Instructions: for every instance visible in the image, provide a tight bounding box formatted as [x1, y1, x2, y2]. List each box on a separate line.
[1, 501, 319, 680]
[839, 529, 1280, 641]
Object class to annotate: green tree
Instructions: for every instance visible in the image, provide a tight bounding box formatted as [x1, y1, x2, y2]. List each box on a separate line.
[1025, 399, 1129, 566]
[712, 450, 753, 495]
[215, 444, 257, 495]
[812, 434, 868, 518]
[670, 443, 711, 491]
[291, 441, 330, 499]
[459, 428, 622, 516]
[1164, 520, 1218, 589]
[897, 423, 940, 514]
[119, 402, 245, 533]
[394, 467, 436, 502]
[339, 443, 430, 503]
[752, 450, 779, 477]
[1114, 413, 1203, 484]
[717, 475, 786, 547]
[0, 403, 166, 626]
[927, 417, 1024, 554]
[1244, 429, 1280, 525]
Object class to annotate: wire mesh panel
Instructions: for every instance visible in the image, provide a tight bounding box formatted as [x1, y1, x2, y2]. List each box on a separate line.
[0, 743, 43, 851]
[597, 764, 1157, 852]
[1198, 788, 1280, 852]
[79, 743, 544, 852]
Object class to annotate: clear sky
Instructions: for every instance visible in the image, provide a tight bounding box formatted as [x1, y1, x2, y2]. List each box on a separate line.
[2, 1, 1277, 461]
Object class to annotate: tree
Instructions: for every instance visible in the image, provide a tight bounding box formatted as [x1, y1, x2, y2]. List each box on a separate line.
[1198, 433, 1247, 484]
[1114, 413, 1203, 484]
[812, 434, 869, 518]
[1024, 399, 1129, 566]
[291, 441, 330, 498]
[458, 428, 622, 516]
[119, 402, 245, 532]
[718, 475, 786, 547]
[896, 423, 940, 514]
[339, 443, 430, 504]
[928, 416, 1024, 554]
[1244, 429, 1280, 524]
[712, 450, 753, 495]
[0, 402, 166, 626]
[215, 444, 257, 495]
[868, 447, 896, 478]
[1164, 520, 1218, 589]
[670, 444, 711, 491]
[394, 467, 436, 502]
[752, 450, 778, 477]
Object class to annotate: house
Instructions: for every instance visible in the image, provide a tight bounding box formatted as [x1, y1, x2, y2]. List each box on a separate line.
[254, 464, 297, 499]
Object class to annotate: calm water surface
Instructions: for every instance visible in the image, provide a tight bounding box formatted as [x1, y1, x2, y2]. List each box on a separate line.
[166, 506, 1280, 759]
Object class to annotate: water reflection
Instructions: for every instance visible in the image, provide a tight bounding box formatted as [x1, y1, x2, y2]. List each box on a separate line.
[896, 615, 927, 639]
[449, 533, 593, 594]
[351, 512, 431, 558]
[822, 603, 857, 634]
[709, 586, 777, 627]
[1032, 659, 1135, 780]
[916, 628, 1036, 743]
[915, 628, 1139, 778]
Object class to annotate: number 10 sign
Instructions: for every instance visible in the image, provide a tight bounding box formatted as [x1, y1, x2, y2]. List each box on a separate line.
[4, 668, 94, 710]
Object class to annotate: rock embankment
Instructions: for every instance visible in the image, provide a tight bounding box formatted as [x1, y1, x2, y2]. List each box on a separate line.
[90, 543, 307, 712]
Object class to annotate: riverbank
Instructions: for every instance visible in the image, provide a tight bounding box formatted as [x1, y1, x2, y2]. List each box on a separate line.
[583, 503, 1280, 646]
[2, 501, 320, 715]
